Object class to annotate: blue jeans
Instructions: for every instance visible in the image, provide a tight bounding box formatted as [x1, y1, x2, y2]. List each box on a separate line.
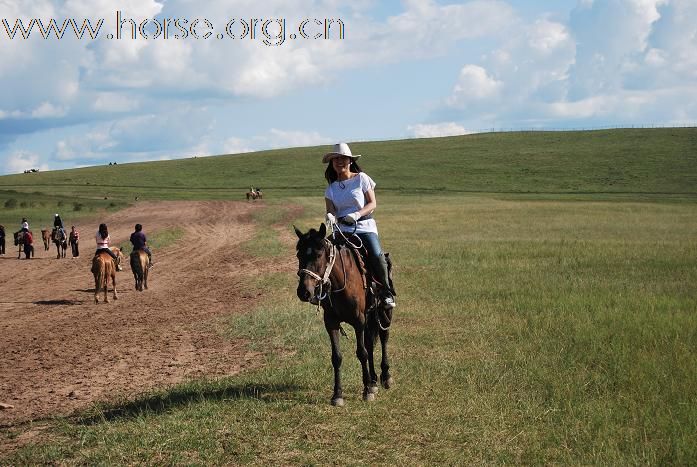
[356, 232, 382, 258]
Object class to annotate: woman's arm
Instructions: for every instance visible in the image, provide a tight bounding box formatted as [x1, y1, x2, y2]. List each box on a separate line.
[325, 198, 336, 215]
[357, 189, 377, 217]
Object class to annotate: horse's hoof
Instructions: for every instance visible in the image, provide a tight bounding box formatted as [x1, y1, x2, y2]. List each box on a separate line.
[331, 397, 344, 407]
[363, 391, 376, 402]
[381, 376, 394, 389]
[368, 385, 379, 395]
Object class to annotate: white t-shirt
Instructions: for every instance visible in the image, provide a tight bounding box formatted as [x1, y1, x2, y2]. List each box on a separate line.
[325, 172, 378, 235]
[95, 232, 111, 249]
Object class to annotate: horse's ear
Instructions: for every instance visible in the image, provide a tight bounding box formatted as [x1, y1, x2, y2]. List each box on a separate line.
[319, 223, 326, 238]
[293, 225, 303, 239]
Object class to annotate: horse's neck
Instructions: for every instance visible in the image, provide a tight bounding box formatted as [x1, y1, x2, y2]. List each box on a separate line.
[328, 244, 360, 283]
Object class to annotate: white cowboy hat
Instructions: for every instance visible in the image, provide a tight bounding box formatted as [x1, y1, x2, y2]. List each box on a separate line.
[322, 142, 361, 163]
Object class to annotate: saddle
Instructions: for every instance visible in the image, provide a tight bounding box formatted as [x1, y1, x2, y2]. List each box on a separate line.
[329, 235, 397, 299]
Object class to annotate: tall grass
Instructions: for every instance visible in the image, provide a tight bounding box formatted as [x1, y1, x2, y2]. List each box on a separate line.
[0, 190, 122, 232]
[4, 194, 696, 464]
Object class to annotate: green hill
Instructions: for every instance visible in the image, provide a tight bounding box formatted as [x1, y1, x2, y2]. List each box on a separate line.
[1, 128, 696, 201]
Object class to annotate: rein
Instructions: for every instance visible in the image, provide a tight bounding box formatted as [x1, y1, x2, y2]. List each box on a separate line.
[297, 238, 354, 310]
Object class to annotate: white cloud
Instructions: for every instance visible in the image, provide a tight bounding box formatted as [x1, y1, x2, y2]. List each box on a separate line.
[447, 65, 503, 107]
[31, 102, 68, 118]
[222, 137, 253, 155]
[407, 122, 470, 138]
[264, 129, 332, 148]
[5, 151, 50, 173]
[92, 93, 140, 112]
[55, 130, 115, 160]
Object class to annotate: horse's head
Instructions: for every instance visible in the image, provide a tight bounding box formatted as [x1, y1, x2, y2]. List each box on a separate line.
[111, 247, 125, 268]
[294, 223, 331, 304]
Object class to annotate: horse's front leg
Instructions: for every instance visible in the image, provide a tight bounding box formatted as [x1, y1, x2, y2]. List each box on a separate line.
[354, 325, 374, 402]
[379, 308, 394, 389]
[325, 321, 344, 407]
[365, 317, 379, 395]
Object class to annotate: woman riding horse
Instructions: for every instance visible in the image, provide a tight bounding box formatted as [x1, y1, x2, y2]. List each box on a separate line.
[294, 143, 396, 406]
[323, 143, 395, 309]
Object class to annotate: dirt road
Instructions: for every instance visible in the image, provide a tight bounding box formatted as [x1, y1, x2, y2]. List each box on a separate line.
[0, 201, 290, 428]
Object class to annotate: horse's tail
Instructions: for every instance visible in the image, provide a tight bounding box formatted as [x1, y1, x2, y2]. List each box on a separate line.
[92, 256, 106, 290]
[130, 251, 143, 280]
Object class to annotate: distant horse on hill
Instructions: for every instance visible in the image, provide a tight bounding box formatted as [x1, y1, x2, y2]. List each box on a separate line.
[91, 247, 124, 303]
[52, 228, 67, 259]
[246, 190, 262, 200]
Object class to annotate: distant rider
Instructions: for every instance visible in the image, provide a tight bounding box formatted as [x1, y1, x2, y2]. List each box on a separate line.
[69, 225, 80, 258]
[23, 229, 34, 259]
[95, 223, 122, 270]
[0, 224, 5, 256]
[54, 214, 66, 239]
[129, 223, 154, 268]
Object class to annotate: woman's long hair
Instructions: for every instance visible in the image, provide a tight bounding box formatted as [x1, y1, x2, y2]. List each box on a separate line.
[325, 159, 363, 184]
[98, 223, 109, 239]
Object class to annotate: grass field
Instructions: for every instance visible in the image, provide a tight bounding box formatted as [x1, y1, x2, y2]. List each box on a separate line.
[0, 128, 695, 200]
[1, 129, 696, 464]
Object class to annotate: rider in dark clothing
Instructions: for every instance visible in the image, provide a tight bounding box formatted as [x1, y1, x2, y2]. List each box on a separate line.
[130, 224, 154, 267]
[54, 214, 66, 239]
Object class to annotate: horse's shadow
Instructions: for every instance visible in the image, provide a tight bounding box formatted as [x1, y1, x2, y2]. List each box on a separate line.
[77, 382, 303, 425]
[72, 288, 131, 295]
[34, 299, 84, 306]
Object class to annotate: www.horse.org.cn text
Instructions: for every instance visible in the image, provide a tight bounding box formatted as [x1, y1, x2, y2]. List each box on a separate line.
[1, 11, 346, 46]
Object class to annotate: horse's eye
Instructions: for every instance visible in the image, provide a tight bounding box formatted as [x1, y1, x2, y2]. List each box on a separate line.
[306, 248, 313, 256]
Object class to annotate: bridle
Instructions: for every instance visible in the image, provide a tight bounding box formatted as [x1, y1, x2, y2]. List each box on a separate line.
[297, 237, 352, 309]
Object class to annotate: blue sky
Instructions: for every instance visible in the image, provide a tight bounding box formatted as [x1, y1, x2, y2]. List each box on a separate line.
[1, 0, 696, 174]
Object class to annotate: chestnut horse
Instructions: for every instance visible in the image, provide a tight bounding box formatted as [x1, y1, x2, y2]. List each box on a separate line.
[91, 247, 124, 303]
[130, 249, 150, 291]
[295, 223, 394, 406]
[41, 229, 51, 251]
[51, 228, 67, 259]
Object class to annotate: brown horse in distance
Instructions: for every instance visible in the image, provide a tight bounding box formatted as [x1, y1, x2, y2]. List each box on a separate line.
[41, 229, 51, 251]
[130, 249, 150, 291]
[51, 228, 67, 259]
[91, 247, 124, 303]
[295, 223, 394, 406]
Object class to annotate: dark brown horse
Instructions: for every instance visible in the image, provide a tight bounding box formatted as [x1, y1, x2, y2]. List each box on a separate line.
[51, 228, 67, 259]
[295, 223, 394, 406]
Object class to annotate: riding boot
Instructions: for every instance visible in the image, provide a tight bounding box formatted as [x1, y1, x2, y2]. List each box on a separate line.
[369, 253, 396, 309]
